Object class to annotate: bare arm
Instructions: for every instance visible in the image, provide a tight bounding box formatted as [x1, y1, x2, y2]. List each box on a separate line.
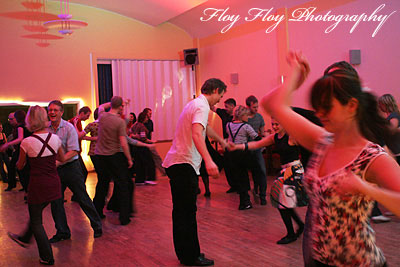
[261, 52, 325, 152]
[389, 118, 399, 129]
[337, 168, 400, 218]
[234, 134, 275, 151]
[126, 136, 154, 148]
[193, 123, 218, 177]
[98, 102, 111, 114]
[365, 154, 400, 192]
[120, 136, 133, 168]
[1, 127, 24, 152]
[360, 183, 400, 217]
[82, 136, 97, 141]
[16, 148, 26, 170]
[338, 153, 400, 217]
[56, 147, 66, 163]
[77, 131, 87, 139]
[63, 150, 78, 162]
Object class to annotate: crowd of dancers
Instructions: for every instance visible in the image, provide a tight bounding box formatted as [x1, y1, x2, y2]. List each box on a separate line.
[1, 51, 400, 266]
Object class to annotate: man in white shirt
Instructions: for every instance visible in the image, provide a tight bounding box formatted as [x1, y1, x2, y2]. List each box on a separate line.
[163, 78, 228, 266]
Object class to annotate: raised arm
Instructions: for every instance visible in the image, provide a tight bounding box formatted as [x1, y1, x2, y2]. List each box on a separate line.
[261, 52, 325, 152]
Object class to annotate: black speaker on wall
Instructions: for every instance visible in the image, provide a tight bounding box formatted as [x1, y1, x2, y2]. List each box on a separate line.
[183, 48, 199, 65]
[349, 49, 361, 65]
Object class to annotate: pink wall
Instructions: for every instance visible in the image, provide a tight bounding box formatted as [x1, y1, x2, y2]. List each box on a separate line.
[198, 0, 400, 135]
[288, 0, 400, 108]
[0, 1, 193, 108]
[0, 1, 193, 167]
[198, 25, 281, 134]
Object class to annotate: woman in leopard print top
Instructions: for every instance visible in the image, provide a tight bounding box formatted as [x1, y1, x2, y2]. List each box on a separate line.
[261, 52, 400, 267]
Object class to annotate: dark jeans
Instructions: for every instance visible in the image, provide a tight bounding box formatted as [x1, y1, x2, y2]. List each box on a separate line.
[94, 153, 133, 223]
[20, 202, 54, 261]
[166, 164, 201, 264]
[0, 151, 10, 182]
[50, 160, 102, 235]
[249, 149, 267, 199]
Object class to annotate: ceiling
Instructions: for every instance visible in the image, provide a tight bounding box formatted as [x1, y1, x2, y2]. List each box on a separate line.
[66, 0, 309, 38]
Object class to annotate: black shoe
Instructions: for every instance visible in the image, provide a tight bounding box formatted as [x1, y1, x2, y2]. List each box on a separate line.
[19, 188, 25, 192]
[5, 186, 15, 191]
[39, 258, 55, 265]
[238, 203, 253, 210]
[8, 232, 29, 248]
[204, 192, 211, 198]
[120, 218, 131, 225]
[181, 256, 214, 266]
[49, 233, 71, 243]
[295, 225, 304, 238]
[226, 188, 236, 193]
[94, 229, 102, 238]
[276, 235, 297, 245]
[260, 198, 267, 205]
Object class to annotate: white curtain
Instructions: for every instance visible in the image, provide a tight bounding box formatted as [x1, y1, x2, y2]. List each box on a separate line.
[112, 59, 195, 141]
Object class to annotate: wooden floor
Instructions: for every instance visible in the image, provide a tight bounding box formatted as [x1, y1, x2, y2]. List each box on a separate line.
[1, 172, 399, 266]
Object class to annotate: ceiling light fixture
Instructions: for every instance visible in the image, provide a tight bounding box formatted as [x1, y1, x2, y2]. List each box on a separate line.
[43, 0, 88, 35]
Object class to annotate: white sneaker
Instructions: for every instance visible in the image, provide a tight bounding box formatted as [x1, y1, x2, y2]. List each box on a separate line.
[145, 181, 157, 185]
[371, 215, 391, 223]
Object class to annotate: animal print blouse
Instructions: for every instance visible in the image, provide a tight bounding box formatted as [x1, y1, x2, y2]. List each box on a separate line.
[304, 134, 386, 267]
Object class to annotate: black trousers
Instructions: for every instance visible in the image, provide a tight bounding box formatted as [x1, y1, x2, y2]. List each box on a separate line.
[224, 150, 251, 204]
[20, 202, 54, 261]
[7, 150, 29, 190]
[0, 151, 10, 182]
[131, 146, 155, 182]
[95, 153, 133, 223]
[166, 164, 201, 264]
[278, 208, 303, 237]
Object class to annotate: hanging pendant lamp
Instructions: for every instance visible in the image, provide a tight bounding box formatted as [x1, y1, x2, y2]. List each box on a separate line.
[43, 0, 88, 35]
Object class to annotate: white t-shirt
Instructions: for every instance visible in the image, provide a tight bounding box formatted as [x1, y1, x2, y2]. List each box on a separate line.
[162, 94, 210, 174]
[20, 133, 62, 157]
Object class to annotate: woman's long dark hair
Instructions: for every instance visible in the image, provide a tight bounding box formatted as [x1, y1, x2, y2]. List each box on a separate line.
[310, 69, 391, 144]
